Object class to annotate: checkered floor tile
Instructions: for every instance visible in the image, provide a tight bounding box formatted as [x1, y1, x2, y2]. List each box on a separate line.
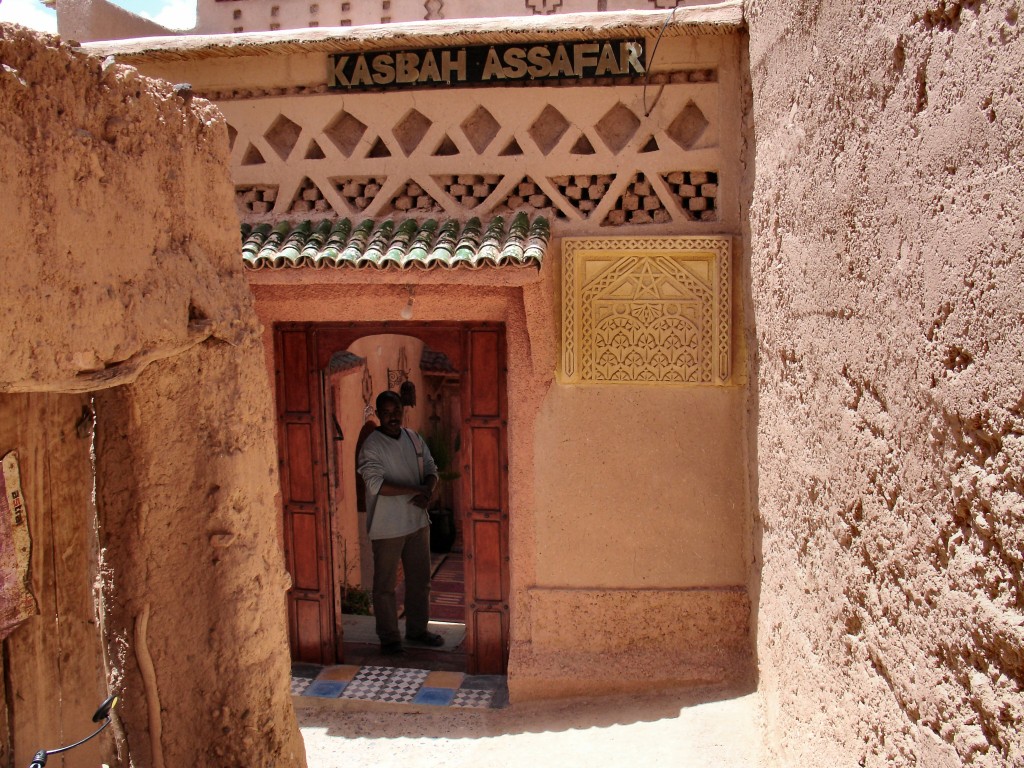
[451, 688, 496, 708]
[339, 665, 431, 703]
[338, 665, 394, 701]
[293, 663, 506, 709]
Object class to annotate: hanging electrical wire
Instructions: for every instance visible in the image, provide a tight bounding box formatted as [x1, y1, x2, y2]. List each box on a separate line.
[643, 2, 681, 117]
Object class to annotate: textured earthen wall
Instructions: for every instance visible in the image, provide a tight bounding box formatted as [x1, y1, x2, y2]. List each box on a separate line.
[0, 393, 106, 767]
[101, 15, 754, 700]
[0, 25, 304, 767]
[94, 338, 304, 768]
[0, 25, 247, 392]
[747, 1, 1024, 765]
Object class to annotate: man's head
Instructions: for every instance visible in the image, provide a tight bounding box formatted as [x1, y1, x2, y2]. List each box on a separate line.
[375, 390, 404, 437]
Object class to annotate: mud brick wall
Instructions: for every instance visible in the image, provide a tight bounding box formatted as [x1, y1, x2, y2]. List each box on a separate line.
[746, 1, 1024, 765]
[0, 25, 305, 768]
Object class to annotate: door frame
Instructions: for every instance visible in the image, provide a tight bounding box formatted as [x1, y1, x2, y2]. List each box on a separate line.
[273, 321, 510, 673]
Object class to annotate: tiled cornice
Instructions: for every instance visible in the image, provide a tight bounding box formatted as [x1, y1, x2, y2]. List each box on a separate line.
[241, 213, 549, 270]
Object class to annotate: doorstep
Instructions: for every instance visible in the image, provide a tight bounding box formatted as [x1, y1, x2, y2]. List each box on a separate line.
[292, 663, 508, 712]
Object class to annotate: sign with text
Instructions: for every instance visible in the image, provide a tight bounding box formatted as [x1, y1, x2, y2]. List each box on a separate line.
[0, 451, 36, 640]
[328, 39, 646, 90]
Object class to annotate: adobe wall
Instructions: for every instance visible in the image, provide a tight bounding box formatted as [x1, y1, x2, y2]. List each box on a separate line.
[54, 0, 175, 44]
[89, 10, 754, 699]
[193, 0, 723, 36]
[0, 392, 103, 767]
[747, 1, 1024, 765]
[0, 25, 304, 767]
[232, 27, 752, 699]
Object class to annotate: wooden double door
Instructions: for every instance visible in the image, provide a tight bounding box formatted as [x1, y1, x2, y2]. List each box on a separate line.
[274, 322, 510, 674]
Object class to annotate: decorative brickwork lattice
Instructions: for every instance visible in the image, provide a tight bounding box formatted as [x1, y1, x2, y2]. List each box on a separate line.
[332, 176, 386, 212]
[288, 176, 330, 214]
[435, 174, 502, 209]
[561, 236, 732, 385]
[550, 174, 613, 217]
[601, 173, 672, 226]
[222, 85, 724, 225]
[383, 179, 442, 214]
[236, 184, 279, 215]
[264, 114, 302, 160]
[492, 176, 554, 215]
[662, 171, 718, 221]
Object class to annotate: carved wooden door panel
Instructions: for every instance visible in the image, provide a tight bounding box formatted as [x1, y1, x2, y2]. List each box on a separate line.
[462, 326, 510, 674]
[275, 326, 336, 665]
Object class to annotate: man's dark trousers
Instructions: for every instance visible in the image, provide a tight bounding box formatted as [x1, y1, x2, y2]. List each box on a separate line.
[371, 525, 431, 644]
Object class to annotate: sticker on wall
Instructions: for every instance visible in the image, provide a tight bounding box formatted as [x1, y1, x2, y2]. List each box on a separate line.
[0, 451, 37, 639]
[560, 236, 732, 385]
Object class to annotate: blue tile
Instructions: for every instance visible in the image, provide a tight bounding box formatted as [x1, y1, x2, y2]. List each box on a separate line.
[304, 680, 348, 698]
[412, 687, 456, 706]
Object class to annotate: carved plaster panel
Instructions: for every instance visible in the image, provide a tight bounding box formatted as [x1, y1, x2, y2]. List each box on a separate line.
[561, 236, 731, 385]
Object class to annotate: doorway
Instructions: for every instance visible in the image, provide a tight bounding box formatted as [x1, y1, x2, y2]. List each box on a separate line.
[274, 322, 510, 674]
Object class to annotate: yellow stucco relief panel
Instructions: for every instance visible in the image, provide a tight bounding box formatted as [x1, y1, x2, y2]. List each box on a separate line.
[560, 236, 732, 385]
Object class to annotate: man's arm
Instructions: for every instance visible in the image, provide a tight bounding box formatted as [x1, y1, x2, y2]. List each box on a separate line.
[378, 479, 432, 497]
[417, 436, 440, 505]
[359, 437, 435, 499]
[408, 474, 438, 509]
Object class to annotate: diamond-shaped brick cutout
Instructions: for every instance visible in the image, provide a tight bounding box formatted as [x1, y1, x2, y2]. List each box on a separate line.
[264, 114, 302, 161]
[499, 138, 523, 156]
[570, 134, 596, 155]
[393, 109, 432, 157]
[461, 106, 500, 154]
[367, 137, 392, 158]
[667, 102, 709, 150]
[433, 135, 460, 156]
[529, 105, 570, 155]
[324, 110, 367, 157]
[241, 143, 265, 166]
[595, 102, 640, 154]
[305, 140, 326, 160]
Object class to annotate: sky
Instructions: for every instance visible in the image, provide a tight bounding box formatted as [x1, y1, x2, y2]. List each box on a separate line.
[0, 0, 196, 33]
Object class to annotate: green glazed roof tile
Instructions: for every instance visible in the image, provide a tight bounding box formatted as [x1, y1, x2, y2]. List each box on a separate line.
[241, 215, 549, 271]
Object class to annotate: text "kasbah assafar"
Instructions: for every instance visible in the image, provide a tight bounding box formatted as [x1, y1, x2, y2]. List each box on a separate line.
[328, 40, 646, 90]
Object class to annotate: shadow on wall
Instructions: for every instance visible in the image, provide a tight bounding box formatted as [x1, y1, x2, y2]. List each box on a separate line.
[739, 29, 763, 692]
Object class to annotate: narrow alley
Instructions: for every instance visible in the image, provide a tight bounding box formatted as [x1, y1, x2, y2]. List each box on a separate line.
[299, 687, 763, 767]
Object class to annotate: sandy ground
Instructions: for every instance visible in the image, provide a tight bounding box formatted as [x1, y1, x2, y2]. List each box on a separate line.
[299, 687, 764, 767]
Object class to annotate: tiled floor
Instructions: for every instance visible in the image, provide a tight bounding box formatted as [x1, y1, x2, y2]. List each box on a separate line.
[292, 662, 508, 709]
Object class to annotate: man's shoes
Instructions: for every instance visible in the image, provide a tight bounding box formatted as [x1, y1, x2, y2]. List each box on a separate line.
[380, 641, 405, 655]
[406, 630, 445, 647]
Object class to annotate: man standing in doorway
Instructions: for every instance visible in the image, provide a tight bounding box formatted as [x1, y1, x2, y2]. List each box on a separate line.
[358, 390, 445, 654]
